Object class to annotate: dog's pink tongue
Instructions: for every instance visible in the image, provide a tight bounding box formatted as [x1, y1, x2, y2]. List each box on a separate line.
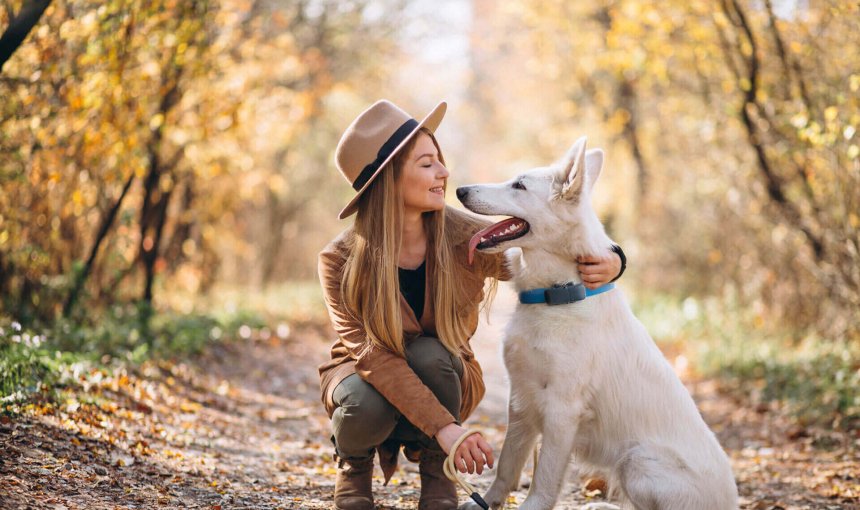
[467, 219, 512, 264]
[468, 231, 482, 265]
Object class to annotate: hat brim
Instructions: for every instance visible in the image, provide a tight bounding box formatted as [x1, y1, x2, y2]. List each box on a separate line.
[338, 101, 448, 219]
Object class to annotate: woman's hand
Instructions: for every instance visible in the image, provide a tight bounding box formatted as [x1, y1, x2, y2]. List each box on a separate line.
[577, 251, 622, 289]
[435, 423, 494, 475]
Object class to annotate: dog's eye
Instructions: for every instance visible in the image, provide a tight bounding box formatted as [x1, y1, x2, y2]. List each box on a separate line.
[512, 180, 526, 190]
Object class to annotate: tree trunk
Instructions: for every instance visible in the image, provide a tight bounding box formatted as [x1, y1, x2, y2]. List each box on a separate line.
[161, 176, 195, 274]
[618, 78, 648, 201]
[141, 184, 173, 304]
[138, 70, 182, 305]
[592, 5, 649, 201]
[0, 0, 53, 72]
[63, 169, 136, 317]
[0, 251, 10, 304]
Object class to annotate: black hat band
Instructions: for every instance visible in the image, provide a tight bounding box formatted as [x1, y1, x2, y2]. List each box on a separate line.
[352, 118, 419, 191]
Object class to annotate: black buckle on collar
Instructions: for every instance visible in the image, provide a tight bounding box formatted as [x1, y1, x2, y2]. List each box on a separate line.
[544, 282, 586, 306]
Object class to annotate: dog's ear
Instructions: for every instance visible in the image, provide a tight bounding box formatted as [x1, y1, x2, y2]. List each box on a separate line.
[585, 148, 604, 192]
[561, 136, 587, 201]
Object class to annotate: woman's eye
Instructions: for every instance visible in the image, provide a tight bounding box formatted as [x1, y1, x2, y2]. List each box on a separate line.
[421, 164, 432, 168]
[512, 180, 526, 190]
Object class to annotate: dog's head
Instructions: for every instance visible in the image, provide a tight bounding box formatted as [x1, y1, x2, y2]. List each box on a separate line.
[456, 136, 604, 263]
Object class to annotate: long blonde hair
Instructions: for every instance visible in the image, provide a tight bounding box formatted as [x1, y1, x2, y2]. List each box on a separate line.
[341, 128, 471, 358]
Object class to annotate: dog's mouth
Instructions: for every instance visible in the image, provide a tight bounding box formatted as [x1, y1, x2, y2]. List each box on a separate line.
[468, 217, 530, 264]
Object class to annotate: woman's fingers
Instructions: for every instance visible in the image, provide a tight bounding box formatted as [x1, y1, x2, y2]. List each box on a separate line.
[581, 272, 607, 281]
[457, 435, 496, 474]
[578, 262, 600, 274]
[469, 443, 485, 474]
[579, 262, 609, 274]
[579, 260, 614, 288]
[581, 272, 609, 285]
[440, 432, 496, 477]
[579, 251, 623, 282]
[477, 435, 494, 468]
[458, 444, 475, 473]
[457, 434, 496, 474]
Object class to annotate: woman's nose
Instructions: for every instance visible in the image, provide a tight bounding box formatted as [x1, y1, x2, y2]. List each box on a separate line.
[437, 164, 450, 179]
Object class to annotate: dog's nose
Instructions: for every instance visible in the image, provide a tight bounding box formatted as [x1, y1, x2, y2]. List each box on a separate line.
[456, 187, 469, 201]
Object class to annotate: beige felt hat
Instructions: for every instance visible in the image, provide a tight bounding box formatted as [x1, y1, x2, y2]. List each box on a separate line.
[335, 99, 447, 219]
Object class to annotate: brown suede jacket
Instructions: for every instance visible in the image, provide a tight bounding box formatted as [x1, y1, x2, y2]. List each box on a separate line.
[317, 206, 510, 480]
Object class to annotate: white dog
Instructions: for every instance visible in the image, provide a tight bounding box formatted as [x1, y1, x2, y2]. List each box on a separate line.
[455, 137, 738, 510]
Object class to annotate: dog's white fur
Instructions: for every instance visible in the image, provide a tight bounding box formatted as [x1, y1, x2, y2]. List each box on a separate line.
[457, 137, 738, 510]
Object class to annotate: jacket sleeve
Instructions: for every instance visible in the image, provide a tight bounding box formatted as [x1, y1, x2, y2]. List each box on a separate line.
[318, 248, 457, 439]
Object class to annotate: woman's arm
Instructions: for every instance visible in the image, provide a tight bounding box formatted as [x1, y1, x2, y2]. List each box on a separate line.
[479, 244, 626, 287]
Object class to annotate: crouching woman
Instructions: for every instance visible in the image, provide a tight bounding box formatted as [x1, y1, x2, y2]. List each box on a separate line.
[316, 100, 622, 509]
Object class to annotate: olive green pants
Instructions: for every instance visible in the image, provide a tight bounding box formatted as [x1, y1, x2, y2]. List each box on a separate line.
[331, 336, 464, 460]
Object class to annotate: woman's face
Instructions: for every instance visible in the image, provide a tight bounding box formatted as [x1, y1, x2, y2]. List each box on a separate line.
[400, 132, 449, 214]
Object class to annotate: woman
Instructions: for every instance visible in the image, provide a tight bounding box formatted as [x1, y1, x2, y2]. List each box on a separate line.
[317, 100, 623, 510]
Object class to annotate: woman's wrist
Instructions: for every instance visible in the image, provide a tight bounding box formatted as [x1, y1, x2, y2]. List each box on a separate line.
[435, 422, 464, 454]
[609, 244, 627, 282]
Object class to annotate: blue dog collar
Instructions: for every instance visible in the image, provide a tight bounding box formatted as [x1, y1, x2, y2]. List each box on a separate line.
[519, 282, 615, 306]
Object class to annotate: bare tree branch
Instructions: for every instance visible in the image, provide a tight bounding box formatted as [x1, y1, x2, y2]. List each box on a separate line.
[721, 0, 825, 260]
[0, 0, 52, 72]
[763, 0, 814, 114]
[64, 169, 136, 317]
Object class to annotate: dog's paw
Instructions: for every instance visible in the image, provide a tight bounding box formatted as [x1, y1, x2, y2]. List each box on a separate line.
[580, 503, 622, 510]
[458, 502, 487, 510]
[459, 496, 506, 510]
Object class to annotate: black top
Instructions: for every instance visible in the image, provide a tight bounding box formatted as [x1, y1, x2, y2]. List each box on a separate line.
[398, 260, 426, 321]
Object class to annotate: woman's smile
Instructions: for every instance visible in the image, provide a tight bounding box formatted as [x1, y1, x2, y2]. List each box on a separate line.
[401, 132, 450, 214]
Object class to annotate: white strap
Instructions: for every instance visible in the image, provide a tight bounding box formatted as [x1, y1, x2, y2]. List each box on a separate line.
[442, 429, 489, 509]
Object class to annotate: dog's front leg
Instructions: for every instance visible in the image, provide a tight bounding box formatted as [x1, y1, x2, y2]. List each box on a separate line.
[518, 409, 582, 510]
[486, 401, 540, 506]
[459, 397, 539, 510]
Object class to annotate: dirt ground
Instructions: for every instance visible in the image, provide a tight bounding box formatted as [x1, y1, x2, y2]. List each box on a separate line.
[1, 290, 858, 509]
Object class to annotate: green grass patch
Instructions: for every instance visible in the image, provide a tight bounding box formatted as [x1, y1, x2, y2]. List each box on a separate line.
[630, 290, 860, 430]
[0, 335, 83, 405]
[0, 301, 268, 410]
[1, 280, 328, 410]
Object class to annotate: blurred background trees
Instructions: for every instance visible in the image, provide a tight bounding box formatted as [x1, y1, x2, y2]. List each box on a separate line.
[2, 5, 857, 503]
[1, 0, 857, 345]
[468, 0, 859, 339]
[1, 0, 402, 325]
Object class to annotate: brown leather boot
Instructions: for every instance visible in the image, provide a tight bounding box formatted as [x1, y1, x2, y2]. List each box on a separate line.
[418, 448, 458, 509]
[334, 456, 374, 510]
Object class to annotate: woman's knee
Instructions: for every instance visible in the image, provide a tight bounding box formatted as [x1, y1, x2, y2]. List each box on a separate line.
[331, 375, 398, 456]
[405, 336, 463, 380]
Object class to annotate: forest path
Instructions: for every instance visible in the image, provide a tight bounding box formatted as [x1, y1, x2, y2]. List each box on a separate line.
[1, 288, 857, 509]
